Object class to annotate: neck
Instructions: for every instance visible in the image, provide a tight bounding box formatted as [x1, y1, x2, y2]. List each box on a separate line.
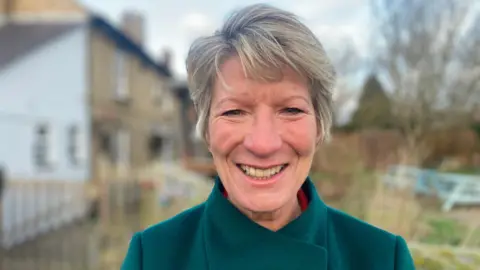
[234, 196, 301, 231]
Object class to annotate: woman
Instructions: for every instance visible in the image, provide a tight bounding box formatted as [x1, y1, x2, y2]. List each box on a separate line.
[122, 4, 415, 270]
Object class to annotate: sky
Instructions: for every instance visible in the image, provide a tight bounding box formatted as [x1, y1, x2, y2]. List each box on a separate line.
[77, 0, 372, 124]
[70, 0, 480, 124]
[79, 0, 372, 78]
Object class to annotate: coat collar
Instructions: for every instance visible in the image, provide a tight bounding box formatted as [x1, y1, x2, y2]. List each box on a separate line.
[202, 177, 328, 269]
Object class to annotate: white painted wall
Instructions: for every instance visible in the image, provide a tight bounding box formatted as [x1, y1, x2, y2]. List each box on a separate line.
[0, 25, 90, 181]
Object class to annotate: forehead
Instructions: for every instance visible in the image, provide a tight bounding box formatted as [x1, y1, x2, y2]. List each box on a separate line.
[213, 56, 309, 99]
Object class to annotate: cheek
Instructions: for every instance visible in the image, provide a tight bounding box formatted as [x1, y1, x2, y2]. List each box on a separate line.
[282, 118, 317, 156]
[208, 120, 242, 155]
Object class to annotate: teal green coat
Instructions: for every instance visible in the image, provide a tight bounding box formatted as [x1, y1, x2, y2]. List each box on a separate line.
[121, 177, 415, 270]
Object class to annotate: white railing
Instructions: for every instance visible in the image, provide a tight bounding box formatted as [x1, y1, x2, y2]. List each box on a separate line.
[439, 173, 480, 212]
[0, 181, 89, 249]
[383, 165, 480, 212]
[0, 161, 213, 249]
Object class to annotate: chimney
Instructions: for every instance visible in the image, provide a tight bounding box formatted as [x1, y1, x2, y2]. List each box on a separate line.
[121, 11, 145, 45]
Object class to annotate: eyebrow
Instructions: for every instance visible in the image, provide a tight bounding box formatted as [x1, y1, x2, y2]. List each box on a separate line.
[280, 95, 311, 105]
[213, 97, 245, 111]
[213, 95, 311, 110]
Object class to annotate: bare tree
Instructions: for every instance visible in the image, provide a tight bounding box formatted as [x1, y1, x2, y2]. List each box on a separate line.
[370, 0, 480, 163]
[327, 39, 364, 127]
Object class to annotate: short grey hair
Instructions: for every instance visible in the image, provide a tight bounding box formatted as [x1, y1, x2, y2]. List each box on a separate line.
[185, 3, 336, 143]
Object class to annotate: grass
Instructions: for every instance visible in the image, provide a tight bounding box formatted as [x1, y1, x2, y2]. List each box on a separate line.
[420, 218, 468, 246]
[413, 255, 445, 270]
[463, 227, 480, 247]
[410, 244, 480, 270]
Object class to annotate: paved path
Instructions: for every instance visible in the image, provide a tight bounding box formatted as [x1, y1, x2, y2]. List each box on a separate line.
[0, 211, 141, 270]
[0, 220, 100, 270]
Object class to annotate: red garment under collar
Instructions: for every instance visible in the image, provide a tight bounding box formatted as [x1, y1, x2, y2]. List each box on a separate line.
[221, 188, 309, 212]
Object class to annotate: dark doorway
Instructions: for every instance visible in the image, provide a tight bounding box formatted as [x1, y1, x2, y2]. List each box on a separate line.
[98, 131, 115, 162]
[149, 135, 163, 160]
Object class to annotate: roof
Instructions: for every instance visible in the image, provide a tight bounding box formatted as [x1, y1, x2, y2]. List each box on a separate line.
[0, 15, 171, 77]
[0, 22, 82, 71]
[89, 15, 171, 77]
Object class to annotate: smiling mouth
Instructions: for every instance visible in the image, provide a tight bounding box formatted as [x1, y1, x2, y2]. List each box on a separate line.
[236, 164, 288, 179]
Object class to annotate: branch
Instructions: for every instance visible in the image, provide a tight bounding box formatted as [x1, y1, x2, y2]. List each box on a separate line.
[370, 0, 478, 140]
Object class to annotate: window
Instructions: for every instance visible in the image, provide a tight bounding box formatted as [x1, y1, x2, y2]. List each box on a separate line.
[67, 125, 78, 165]
[160, 137, 175, 161]
[149, 125, 175, 161]
[114, 129, 130, 166]
[158, 92, 176, 120]
[98, 128, 130, 166]
[99, 131, 114, 161]
[152, 79, 165, 104]
[67, 125, 84, 166]
[148, 134, 163, 160]
[33, 124, 55, 168]
[113, 49, 129, 101]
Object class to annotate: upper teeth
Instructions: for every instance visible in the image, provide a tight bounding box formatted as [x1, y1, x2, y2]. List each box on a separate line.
[240, 164, 285, 178]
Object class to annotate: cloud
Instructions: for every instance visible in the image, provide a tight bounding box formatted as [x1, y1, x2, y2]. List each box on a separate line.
[313, 21, 370, 59]
[172, 1, 372, 76]
[288, 0, 368, 21]
[180, 12, 215, 35]
[283, 0, 372, 58]
[313, 25, 356, 51]
[289, 1, 322, 21]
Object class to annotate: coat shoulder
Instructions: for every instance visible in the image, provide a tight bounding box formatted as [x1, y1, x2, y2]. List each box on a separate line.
[326, 206, 415, 269]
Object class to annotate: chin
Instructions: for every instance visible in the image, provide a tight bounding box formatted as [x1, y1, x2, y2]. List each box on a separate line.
[241, 195, 287, 213]
[234, 177, 294, 213]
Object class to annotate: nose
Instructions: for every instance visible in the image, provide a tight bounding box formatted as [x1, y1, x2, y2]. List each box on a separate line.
[243, 109, 282, 156]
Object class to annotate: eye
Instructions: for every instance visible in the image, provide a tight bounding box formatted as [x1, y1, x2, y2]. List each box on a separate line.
[222, 109, 245, 116]
[282, 107, 304, 115]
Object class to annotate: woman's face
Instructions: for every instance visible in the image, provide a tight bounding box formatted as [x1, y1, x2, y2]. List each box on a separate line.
[207, 56, 320, 213]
